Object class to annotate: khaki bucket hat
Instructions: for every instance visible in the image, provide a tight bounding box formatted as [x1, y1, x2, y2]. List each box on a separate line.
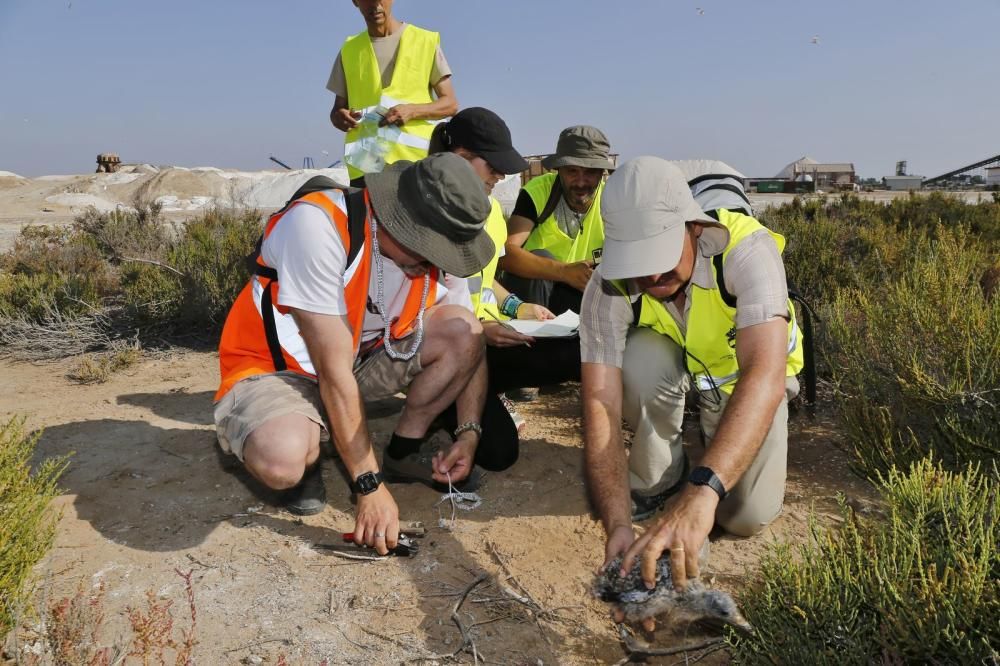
[541, 125, 615, 170]
[365, 153, 494, 277]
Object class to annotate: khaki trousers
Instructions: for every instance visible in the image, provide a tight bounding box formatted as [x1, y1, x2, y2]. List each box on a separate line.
[621, 328, 797, 536]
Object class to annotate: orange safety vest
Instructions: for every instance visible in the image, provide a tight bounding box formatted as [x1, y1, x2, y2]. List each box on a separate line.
[215, 188, 438, 401]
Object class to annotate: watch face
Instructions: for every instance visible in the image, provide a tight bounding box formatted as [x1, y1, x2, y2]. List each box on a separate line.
[356, 472, 379, 494]
[690, 467, 712, 484]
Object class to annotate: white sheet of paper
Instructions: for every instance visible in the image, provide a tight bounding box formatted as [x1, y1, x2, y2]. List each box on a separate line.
[506, 310, 580, 338]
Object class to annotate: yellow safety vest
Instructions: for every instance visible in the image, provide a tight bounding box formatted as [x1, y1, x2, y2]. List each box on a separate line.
[615, 209, 804, 395]
[521, 173, 605, 264]
[341, 25, 440, 180]
[468, 197, 506, 321]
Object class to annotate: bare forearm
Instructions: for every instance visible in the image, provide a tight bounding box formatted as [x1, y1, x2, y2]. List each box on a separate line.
[582, 364, 632, 532]
[501, 244, 565, 283]
[455, 356, 487, 426]
[700, 368, 785, 490]
[318, 370, 378, 478]
[405, 95, 457, 122]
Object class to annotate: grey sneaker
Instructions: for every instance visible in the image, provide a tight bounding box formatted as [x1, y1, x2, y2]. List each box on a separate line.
[382, 448, 484, 493]
[282, 462, 326, 516]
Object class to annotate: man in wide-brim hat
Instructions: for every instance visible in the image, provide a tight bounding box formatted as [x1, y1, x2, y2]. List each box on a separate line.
[213, 153, 495, 555]
[500, 125, 615, 317]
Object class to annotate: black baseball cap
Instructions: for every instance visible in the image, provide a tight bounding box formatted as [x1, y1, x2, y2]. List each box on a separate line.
[443, 107, 529, 175]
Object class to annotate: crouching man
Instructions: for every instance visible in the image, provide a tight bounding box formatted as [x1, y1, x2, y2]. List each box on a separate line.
[213, 153, 496, 554]
[580, 157, 804, 589]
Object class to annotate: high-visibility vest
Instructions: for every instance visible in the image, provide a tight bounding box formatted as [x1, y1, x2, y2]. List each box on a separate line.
[341, 25, 440, 180]
[215, 189, 438, 401]
[468, 197, 506, 321]
[521, 172, 605, 264]
[615, 209, 804, 395]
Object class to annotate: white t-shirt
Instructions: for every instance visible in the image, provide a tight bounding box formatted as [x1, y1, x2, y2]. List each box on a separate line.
[261, 196, 471, 342]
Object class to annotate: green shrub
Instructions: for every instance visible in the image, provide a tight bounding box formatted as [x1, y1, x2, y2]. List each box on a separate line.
[826, 225, 1000, 476]
[0, 417, 68, 635]
[0, 204, 263, 357]
[168, 207, 263, 331]
[730, 458, 999, 665]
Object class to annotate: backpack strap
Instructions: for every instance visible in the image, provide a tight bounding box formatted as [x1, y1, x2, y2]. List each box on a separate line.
[535, 176, 563, 227]
[248, 182, 367, 373]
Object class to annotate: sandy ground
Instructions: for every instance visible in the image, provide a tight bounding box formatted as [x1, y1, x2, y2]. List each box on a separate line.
[1, 350, 878, 665]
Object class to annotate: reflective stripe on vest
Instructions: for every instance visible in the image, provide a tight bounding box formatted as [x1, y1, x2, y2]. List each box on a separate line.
[469, 198, 507, 321]
[617, 209, 805, 395]
[521, 172, 606, 264]
[215, 189, 438, 401]
[341, 25, 440, 179]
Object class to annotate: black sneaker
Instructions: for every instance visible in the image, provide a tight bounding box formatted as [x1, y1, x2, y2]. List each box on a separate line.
[282, 462, 326, 516]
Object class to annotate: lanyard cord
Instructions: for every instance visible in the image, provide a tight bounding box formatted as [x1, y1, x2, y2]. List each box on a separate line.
[369, 214, 430, 361]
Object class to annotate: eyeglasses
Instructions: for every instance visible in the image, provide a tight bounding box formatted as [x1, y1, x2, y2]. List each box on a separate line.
[684, 348, 723, 408]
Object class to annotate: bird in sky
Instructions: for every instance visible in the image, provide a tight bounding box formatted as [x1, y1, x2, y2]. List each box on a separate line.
[696, 7, 705, 15]
[811, 35, 820, 44]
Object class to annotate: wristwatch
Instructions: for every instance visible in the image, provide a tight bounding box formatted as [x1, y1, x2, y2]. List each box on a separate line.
[350, 471, 384, 495]
[688, 466, 727, 500]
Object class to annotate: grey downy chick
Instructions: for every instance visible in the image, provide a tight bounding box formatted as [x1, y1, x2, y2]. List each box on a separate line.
[593, 555, 753, 635]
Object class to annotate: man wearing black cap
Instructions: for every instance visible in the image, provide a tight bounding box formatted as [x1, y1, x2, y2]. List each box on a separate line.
[500, 125, 615, 316]
[214, 153, 495, 555]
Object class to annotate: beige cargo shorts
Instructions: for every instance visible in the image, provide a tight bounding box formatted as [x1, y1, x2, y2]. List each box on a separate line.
[214, 345, 422, 461]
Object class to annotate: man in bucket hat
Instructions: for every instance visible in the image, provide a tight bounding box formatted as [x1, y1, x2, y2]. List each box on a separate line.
[500, 125, 615, 316]
[580, 157, 805, 607]
[214, 153, 494, 555]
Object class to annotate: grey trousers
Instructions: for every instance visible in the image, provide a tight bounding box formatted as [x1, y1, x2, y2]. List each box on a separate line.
[621, 328, 797, 536]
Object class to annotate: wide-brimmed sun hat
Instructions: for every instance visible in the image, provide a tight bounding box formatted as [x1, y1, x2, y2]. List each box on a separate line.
[541, 125, 615, 171]
[438, 107, 529, 175]
[365, 153, 494, 277]
[598, 156, 716, 280]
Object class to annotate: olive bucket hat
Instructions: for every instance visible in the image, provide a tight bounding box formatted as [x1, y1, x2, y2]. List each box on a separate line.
[365, 153, 494, 277]
[541, 125, 615, 170]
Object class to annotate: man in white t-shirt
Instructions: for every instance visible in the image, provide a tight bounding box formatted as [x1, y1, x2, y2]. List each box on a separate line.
[214, 154, 492, 555]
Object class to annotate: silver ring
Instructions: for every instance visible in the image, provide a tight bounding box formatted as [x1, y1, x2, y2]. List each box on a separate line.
[374, 532, 385, 538]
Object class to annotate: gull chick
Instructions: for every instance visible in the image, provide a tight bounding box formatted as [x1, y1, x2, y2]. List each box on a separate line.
[594, 555, 752, 634]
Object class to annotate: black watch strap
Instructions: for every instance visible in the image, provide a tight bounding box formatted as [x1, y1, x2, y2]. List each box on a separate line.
[350, 471, 384, 495]
[688, 466, 727, 500]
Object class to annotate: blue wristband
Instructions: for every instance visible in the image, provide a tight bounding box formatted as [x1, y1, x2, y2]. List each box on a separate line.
[500, 294, 524, 318]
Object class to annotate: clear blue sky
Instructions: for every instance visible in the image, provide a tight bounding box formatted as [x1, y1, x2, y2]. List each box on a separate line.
[1, 0, 996, 178]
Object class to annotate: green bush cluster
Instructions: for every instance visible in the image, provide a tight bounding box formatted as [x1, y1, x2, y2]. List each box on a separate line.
[760, 195, 999, 477]
[0, 201, 263, 353]
[827, 227, 1000, 475]
[0, 417, 68, 636]
[729, 458, 999, 665]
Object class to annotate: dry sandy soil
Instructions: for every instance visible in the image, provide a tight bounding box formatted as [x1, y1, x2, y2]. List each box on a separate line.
[1, 349, 878, 665]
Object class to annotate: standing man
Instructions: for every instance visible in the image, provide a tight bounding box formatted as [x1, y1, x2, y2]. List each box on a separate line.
[500, 125, 614, 315]
[214, 154, 497, 556]
[328, 0, 458, 185]
[580, 157, 804, 592]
